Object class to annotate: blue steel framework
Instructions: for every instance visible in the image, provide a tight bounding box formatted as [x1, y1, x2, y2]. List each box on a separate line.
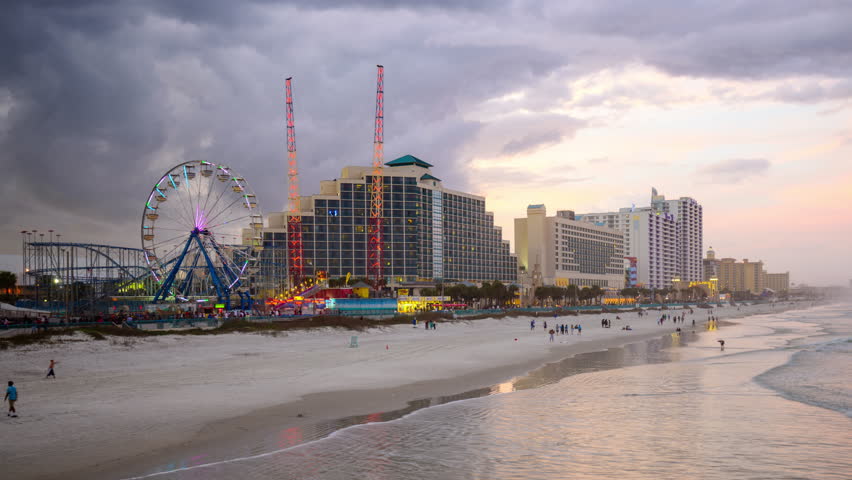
[21, 238, 156, 312]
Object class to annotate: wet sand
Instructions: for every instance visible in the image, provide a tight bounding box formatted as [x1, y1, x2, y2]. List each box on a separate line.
[0, 303, 801, 479]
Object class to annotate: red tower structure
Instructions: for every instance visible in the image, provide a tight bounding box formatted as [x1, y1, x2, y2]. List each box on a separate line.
[285, 77, 303, 287]
[367, 65, 385, 287]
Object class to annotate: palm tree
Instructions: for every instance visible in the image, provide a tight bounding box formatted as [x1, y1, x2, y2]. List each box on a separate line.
[534, 286, 548, 305]
[579, 287, 592, 305]
[565, 284, 579, 306]
[507, 284, 519, 306]
[589, 285, 603, 305]
[491, 280, 507, 307]
[479, 281, 494, 308]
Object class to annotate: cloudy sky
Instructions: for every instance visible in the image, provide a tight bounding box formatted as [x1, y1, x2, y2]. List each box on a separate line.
[2, 1, 851, 285]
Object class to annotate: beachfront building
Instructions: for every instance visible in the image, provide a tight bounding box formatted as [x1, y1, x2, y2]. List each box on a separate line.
[575, 208, 677, 289]
[262, 155, 516, 288]
[672, 277, 719, 298]
[576, 188, 702, 290]
[765, 272, 790, 293]
[514, 205, 625, 290]
[249, 213, 289, 298]
[650, 189, 703, 283]
[703, 247, 721, 281]
[707, 251, 790, 296]
[718, 258, 765, 294]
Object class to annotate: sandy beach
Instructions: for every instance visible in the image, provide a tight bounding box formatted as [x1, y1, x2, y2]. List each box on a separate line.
[0, 303, 800, 479]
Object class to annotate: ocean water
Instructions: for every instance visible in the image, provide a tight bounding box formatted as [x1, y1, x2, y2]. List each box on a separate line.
[133, 304, 852, 480]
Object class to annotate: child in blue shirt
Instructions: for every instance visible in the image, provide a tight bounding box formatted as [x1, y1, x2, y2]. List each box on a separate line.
[5, 380, 17, 417]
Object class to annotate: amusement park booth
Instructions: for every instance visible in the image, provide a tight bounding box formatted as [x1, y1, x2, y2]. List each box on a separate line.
[396, 296, 452, 313]
[325, 298, 397, 316]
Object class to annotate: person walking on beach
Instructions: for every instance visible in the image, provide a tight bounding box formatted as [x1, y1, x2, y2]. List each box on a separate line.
[530, 319, 535, 331]
[5, 381, 17, 417]
[718, 339, 725, 351]
[577, 324, 582, 335]
[45, 359, 56, 379]
[549, 329, 555, 342]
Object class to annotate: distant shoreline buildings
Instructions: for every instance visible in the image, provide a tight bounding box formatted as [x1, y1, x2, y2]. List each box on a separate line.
[704, 247, 790, 294]
[575, 188, 703, 290]
[258, 163, 794, 299]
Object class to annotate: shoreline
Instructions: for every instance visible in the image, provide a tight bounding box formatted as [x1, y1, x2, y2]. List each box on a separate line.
[0, 302, 810, 479]
[94, 304, 800, 480]
[95, 328, 673, 480]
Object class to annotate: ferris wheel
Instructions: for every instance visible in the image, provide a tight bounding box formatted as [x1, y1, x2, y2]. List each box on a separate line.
[141, 160, 263, 308]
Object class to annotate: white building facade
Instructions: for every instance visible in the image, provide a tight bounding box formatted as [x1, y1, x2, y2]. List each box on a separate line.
[576, 189, 702, 290]
[515, 205, 625, 289]
[651, 189, 703, 283]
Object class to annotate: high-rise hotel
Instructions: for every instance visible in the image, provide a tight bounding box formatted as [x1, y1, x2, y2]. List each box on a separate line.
[257, 155, 517, 289]
[576, 189, 703, 289]
[514, 205, 625, 289]
[650, 189, 703, 283]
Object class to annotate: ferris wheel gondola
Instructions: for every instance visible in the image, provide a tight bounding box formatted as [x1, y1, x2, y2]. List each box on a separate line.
[141, 160, 263, 309]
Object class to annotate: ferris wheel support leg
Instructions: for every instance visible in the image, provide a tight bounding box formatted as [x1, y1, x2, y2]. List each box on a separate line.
[154, 235, 196, 303]
[177, 250, 202, 297]
[209, 240, 241, 290]
[194, 235, 229, 309]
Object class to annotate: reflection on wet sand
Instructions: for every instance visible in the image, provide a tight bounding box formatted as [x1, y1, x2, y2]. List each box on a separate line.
[147, 330, 699, 477]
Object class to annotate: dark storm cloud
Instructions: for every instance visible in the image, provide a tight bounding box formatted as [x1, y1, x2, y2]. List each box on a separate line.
[698, 158, 771, 183]
[1, 1, 850, 253]
[0, 3, 166, 222]
[546, 1, 852, 79]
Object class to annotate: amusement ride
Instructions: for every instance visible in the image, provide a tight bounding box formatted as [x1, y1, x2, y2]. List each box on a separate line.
[141, 160, 263, 308]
